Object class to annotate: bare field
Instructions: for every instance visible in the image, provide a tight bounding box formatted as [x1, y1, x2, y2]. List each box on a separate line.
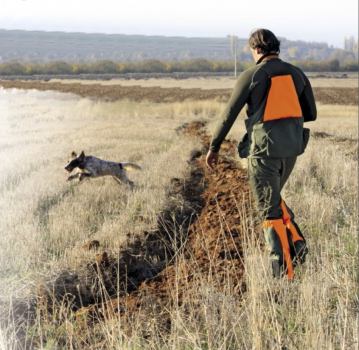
[47, 76, 359, 89]
[0, 82, 358, 349]
[0, 79, 358, 106]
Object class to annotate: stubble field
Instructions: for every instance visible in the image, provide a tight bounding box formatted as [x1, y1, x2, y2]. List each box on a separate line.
[0, 77, 358, 350]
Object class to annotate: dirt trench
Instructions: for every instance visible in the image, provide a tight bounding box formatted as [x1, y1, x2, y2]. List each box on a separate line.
[66, 122, 261, 340]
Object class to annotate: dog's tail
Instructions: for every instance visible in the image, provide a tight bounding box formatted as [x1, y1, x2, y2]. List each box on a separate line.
[121, 163, 142, 171]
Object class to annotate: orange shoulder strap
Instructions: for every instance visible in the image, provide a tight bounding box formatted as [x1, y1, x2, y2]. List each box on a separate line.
[263, 75, 302, 122]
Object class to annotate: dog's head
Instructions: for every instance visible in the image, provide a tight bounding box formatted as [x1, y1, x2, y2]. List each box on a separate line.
[65, 151, 85, 173]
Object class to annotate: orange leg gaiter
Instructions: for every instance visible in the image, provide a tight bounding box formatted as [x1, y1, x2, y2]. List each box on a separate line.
[263, 219, 294, 280]
[281, 199, 303, 243]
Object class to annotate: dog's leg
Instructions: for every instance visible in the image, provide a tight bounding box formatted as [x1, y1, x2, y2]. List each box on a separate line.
[112, 176, 123, 185]
[79, 173, 92, 181]
[122, 172, 135, 187]
[113, 175, 134, 187]
[67, 173, 80, 181]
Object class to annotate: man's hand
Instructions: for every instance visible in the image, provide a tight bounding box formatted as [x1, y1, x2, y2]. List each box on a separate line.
[206, 150, 219, 171]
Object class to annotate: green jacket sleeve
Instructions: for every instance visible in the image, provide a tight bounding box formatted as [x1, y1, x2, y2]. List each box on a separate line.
[299, 74, 317, 122]
[209, 70, 252, 152]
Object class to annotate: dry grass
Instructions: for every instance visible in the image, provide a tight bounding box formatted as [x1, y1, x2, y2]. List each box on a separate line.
[0, 91, 205, 295]
[0, 88, 358, 349]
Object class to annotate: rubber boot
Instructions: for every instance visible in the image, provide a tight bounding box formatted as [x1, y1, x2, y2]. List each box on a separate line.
[281, 200, 308, 264]
[263, 219, 294, 280]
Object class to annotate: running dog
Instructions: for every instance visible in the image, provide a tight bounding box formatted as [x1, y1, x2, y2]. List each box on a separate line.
[65, 151, 141, 186]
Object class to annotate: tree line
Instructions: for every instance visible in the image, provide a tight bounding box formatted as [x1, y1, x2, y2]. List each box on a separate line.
[0, 58, 357, 76]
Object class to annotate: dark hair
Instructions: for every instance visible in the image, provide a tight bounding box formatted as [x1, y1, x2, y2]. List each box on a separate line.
[249, 29, 281, 55]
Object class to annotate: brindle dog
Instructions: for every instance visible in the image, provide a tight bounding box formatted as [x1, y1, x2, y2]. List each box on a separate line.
[65, 151, 141, 186]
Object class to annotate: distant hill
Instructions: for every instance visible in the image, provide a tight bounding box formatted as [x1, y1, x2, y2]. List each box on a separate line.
[0, 30, 246, 62]
[0, 29, 357, 63]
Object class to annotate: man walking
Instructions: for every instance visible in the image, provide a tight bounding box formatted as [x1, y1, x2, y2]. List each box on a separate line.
[206, 29, 317, 279]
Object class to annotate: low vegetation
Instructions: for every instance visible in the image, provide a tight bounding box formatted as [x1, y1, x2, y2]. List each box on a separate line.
[0, 58, 358, 77]
[0, 87, 357, 349]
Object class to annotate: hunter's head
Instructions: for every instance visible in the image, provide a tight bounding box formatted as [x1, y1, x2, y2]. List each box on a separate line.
[249, 29, 281, 61]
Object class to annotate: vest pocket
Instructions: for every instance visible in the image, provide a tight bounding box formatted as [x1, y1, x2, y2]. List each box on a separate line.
[250, 119, 306, 158]
[302, 128, 310, 152]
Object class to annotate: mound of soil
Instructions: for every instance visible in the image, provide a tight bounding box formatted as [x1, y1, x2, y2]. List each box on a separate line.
[0, 80, 357, 105]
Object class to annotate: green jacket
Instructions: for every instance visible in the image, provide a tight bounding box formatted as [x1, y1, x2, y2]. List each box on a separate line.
[210, 57, 317, 158]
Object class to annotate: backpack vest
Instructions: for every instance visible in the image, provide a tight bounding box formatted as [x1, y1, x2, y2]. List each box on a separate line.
[237, 64, 310, 159]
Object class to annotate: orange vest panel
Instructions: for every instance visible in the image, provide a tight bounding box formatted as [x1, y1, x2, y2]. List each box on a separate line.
[263, 75, 302, 122]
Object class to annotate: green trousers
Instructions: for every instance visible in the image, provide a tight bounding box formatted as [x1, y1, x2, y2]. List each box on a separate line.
[248, 157, 297, 219]
[248, 156, 308, 276]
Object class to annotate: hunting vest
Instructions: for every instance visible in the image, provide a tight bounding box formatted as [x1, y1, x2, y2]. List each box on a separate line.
[237, 64, 310, 159]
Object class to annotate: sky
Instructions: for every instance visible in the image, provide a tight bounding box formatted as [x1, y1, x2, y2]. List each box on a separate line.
[0, 0, 357, 48]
